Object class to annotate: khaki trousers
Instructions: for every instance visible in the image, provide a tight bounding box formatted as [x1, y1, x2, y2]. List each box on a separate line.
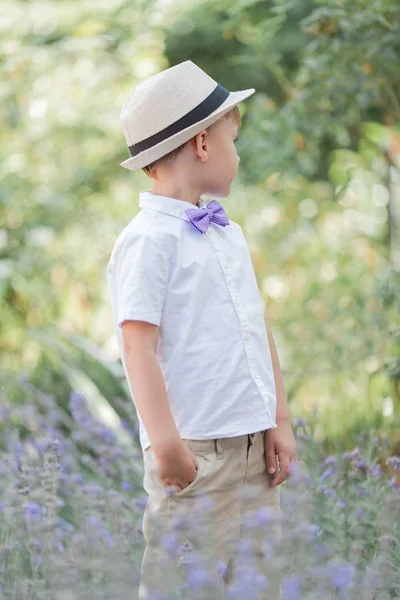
[138, 430, 283, 599]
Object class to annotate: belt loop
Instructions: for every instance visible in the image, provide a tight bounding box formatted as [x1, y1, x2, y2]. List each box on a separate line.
[214, 438, 224, 459]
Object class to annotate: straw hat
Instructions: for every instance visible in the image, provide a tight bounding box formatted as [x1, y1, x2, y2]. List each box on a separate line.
[119, 60, 255, 171]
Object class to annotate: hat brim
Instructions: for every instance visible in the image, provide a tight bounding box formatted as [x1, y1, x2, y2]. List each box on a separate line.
[120, 88, 255, 171]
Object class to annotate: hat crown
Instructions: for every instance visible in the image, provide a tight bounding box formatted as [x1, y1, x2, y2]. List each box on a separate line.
[120, 61, 218, 146]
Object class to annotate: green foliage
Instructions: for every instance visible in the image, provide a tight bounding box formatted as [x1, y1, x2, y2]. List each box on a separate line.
[0, 0, 399, 450]
[164, 0, 400, 180]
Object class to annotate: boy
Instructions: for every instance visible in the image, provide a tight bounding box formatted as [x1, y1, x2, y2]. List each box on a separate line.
[107, 60, 297, 598]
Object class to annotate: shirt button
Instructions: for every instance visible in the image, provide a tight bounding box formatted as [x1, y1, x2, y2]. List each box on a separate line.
[244, 332, 251, 341]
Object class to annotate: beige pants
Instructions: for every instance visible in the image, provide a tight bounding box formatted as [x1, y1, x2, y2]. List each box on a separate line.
[138, 430, 283, 599]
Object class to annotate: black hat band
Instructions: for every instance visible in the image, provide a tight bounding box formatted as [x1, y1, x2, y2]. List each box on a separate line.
[128, 83, 230, 158]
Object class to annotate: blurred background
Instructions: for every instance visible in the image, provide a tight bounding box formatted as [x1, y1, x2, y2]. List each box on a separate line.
[1, 0, 400, 455]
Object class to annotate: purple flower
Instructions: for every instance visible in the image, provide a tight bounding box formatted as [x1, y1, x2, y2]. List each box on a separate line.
[309, 523, 320, 537]
[85, 516, 115, 548]
[186, 564, 214, 589]
[236, 538, 252, 553]
[314, 543, 331, 557]
[135, 495, 149, 510]
[386, 456, 400, 470]
[371, 464, 383, 478]
[296, 522, 320, 539]
[120, 418, 136, 437]
[321, 487, 337, 498]
[353, 457, 369, 474]
[83, 482, 104, 497]
[283, 575, 302, 600]
[342, 447, 361, 460]
[51, 540, 65, 553]
[98, 427, 116, 444]
[57, 517, 75, 533]
[226, 563, 268, 598]
[253, 507, 276, 527]
[72, 473, 84, 485]
[217, 560, 229, 577]
[288, 462, 312, 485]
[323, 455, 337, 467]
[86, 515, 103, 528]
[69, 391, 87, 417]
[161, 531, 180, 556]
[330, 562, 356, 590]
[23, 502, 41, 521]
[320, 468, 334, 482]
[121, 480, 133, 491]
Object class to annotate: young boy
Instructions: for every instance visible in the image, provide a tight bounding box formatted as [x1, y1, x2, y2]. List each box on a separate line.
[107, 60, 297, 599]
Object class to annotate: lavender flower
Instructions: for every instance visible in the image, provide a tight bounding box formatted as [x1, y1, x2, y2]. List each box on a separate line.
[386, 456, 400, 469]
[1, 384, 399, 599]
[283, 575, 302, 600]
[23, 502, 42, 521]
[330, 561, 356, 590]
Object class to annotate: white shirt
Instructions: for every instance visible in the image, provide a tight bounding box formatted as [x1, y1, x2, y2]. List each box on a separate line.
[106, 190, 277, 452]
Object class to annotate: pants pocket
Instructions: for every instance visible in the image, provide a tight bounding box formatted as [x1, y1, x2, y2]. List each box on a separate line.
[167, 451, 207, 498]
[143, 446, 208, 499]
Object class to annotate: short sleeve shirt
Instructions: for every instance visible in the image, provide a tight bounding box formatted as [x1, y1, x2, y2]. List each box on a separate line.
[106, 190, 277, 452]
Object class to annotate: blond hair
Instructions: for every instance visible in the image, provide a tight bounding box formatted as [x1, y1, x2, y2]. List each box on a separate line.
[142, 105, 241, 179]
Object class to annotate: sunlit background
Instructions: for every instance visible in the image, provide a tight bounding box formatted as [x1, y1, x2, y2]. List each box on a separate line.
[2, 0, 399, 450]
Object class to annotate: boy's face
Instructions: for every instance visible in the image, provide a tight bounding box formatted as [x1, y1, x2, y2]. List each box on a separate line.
[198, 116, 240, 198]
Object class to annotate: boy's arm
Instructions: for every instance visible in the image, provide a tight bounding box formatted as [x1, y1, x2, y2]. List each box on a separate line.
[264, 316, 297, 486]
[265, 319, 291, 423]
[121, 320, 185, 459]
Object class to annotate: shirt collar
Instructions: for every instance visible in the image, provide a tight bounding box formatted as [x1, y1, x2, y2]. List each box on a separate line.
[139, 190, 208, 220]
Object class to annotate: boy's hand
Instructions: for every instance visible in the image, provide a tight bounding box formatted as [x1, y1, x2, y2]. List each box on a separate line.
[265, 420, 296, 488]
[154, 444, 198, 493]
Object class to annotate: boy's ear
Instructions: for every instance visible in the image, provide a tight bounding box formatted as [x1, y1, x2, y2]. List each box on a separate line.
[193, 129, 208, 162]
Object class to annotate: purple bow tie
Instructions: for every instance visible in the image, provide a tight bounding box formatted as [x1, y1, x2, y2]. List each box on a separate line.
[185, 199, 230, 234]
